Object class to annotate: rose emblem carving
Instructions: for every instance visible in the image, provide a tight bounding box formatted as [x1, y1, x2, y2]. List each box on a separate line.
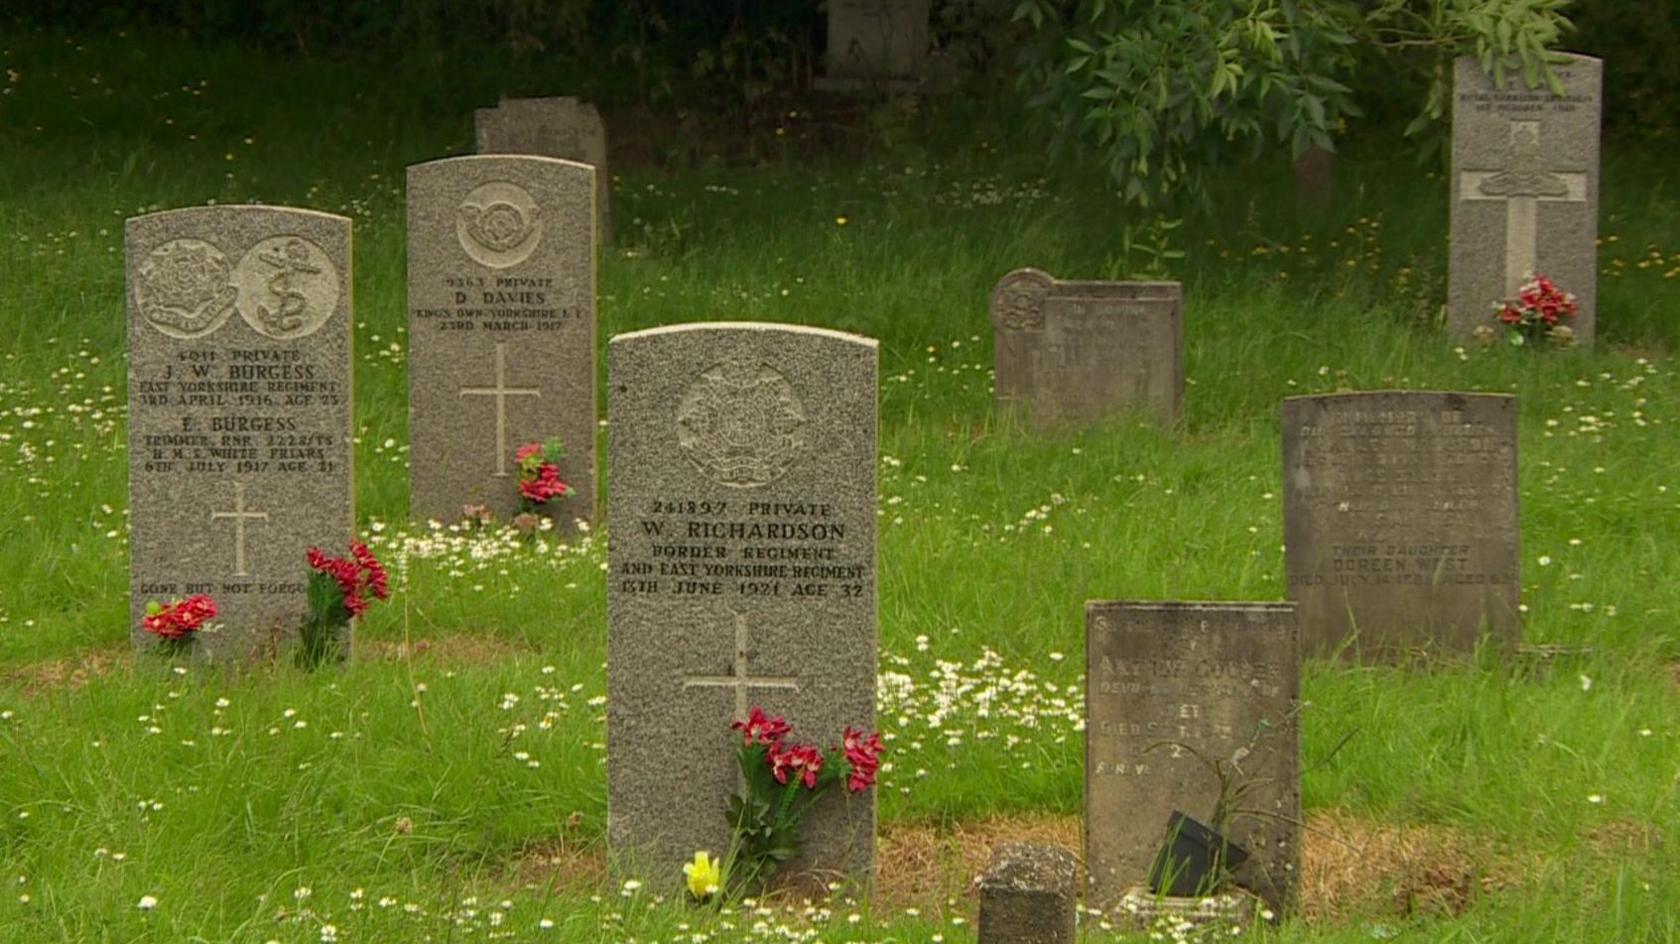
[135, 239, 239, 338]
[456, 181, 543, 268]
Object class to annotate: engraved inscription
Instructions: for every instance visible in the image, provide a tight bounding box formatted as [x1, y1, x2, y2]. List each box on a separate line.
[458, 342, 541, 477]
[676, 363, 806, 488]
[234, 236, 340, 339]
[457, 181, 543, 269]
[135, 239, 239, 339]
[681, 609, 799, 722]
[1459, 120, 1588, 295]
[208, 480, 269, 577]
[993, 268, 1052, 330]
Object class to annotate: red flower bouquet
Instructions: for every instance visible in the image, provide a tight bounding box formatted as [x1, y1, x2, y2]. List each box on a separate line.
[142, 594, 218, 655]
[300, 540, 390, 666]
[1493, 272, 1580, 346]
[719, 707, 883, 894]
[516, 440, 571, 512]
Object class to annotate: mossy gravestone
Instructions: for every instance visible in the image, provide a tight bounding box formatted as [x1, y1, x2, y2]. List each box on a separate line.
[1085, 602, 1300, 916]
[1449, 54, 1601, 345]
[475, 97, 613, 245]
[1282, 392, 1520, 659]
[990, 268, 1182, 431]
[126, 206, 353, 662]
[407, 155, 597, 531]
[606, 323, 878, 889]
[817, 0, 930, 92]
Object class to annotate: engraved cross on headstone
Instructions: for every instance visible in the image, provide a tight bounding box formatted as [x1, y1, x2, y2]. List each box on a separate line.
[1459, 119, 1588, 295]
[458, 341, 541, 477]
[209, 481, 269, 577]
[681, 609, 799, 722]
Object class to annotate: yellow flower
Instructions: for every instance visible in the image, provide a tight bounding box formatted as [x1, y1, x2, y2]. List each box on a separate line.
[835, 215, 848, 227]
[683, 850, 721, 900]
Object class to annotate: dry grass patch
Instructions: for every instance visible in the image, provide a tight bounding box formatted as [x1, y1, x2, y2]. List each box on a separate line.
[1300, 809, 1514, 922]
[2, 644, 128, 695]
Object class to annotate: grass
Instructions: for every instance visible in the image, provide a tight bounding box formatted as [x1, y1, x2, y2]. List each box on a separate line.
[2, 22, 1679, 944]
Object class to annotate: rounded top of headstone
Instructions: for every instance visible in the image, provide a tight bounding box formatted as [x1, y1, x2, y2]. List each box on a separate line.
[1280, 389, 1516, 407]
[407, 153, 596, 178]
[609, 321, 878, 349]
[126, 204, 351, 229]
[979, 842, 1079, 891]
[989, 268, 1056, 331]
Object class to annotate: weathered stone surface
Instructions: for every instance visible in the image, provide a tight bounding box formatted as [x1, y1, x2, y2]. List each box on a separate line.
[1085, 602, 1299, 915]
[1282, 392, 1520, 659]
[607, 323, 878, 888]
[1111, 887, 1263, 933]
[475, 97, 613, 244]
[126, 205, 354, 662]
[1449, 55, 1601, 344]
[407, 155, 597, 531]
[977, 843, 1079, 944]
[990, 268, 1181, 430]
[818, 0, 929, 91]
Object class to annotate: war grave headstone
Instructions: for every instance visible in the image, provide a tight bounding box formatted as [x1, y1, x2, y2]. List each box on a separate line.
[1282, 392, 1520, 659]
[407, 155, 597, 531]
[816, 0, 930, 92]
[1085, 602, 1300, 917]
[1449, 54, 1602, 344]
[990, 268, 1182, 431]
[475, 97, 614, 244]
[607, 323, 879, 886]
[127, 206, 354, 661]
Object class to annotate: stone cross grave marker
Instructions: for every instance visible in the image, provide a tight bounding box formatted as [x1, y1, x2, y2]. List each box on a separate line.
[1282, 392, 1520, 659]
[1449, 54, 1601, 344]
[1085, 601, 1300, 916]
[607, 323, 878, 888]
[475, 97, 613, 244]
[818, 0, 930, 92]
[407, 155, 597, 531]
[990, 268, 1182, 431]
[126, 205, 354, 662]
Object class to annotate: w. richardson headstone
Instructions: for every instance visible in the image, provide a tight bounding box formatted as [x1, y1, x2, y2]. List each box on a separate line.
[126, 206, 354, 661]
[818, 0, 930, 92]
[607, 323, 878, 889]
[1449, 55, 1601, 344]
[475, 97, 613, 244]
[407, 155, 597, 530]
[990, 268, 1181, 430]
[1085, 602, 1300, 916]
[1282, 392, 1520, 659]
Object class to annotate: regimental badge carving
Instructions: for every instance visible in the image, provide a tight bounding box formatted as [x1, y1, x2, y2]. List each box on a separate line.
[233, 236, 340, 340]
[1478, 121, 1570, 199]
[134, 239, 239, 338]
[991, 268, 1054, 331]
[457, 181, 543, 269]
[676, 363, 807, 488]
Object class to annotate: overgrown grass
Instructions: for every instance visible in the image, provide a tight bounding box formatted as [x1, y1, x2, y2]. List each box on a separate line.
[1, 24, 1678, 944]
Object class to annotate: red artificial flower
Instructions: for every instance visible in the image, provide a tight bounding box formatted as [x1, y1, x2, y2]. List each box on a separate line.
[351, 541, 391, 600]
[732, 707, 791, 746]
[143, 595, 218, 641]
[515, 442, 543, 464]
[770, 742, 825, 789]
[841, 726, 884, 793]
[307, 541, 391, 618]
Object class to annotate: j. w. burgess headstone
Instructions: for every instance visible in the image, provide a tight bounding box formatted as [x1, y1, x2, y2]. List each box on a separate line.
[606, 323, 878, 888]
[990, 268, 1182, 430]
[407, 155, 597, 530]
[127, 205, 354, 661]
[1085, 601, 1300, 916]
[1449, 55, 1601, 344]
[1282, 391, 1520, 658]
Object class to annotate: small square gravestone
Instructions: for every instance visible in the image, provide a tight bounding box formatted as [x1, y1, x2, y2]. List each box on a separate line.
[1085, 602, 1300, 917]
[990, 268, 1182, 430]
[1282, 392, 1520, 659]
[977, 843, 1079, 944]
[407, 155, 597, 531]
[475, 96, 614, 244]
[606, 323, 878, 889]
[126, 206, 354, 662]
[1449, 54, 1601, 344]
[817, 0, 930, 91]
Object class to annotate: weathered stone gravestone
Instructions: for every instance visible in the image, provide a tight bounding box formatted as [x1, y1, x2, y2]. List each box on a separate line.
[607, 323, 878, 887]
[475, 97, 613, 244]
[1449, 55, 1601, 344]
[1282, 392, 1520, 659]
[990, 268, 1182, 430]
[816, 0, 930, 92]
[126, 206, 354, 661]
[407, 155, 597, 531]
[977, 843, 1079, 944]
[1085, 602, 1300, 916]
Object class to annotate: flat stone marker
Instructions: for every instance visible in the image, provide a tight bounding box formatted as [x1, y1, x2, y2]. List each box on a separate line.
[1449, 55, 1601, 344]
[126, 206, 354, 662]
[1282, 392, 1520, 659]
[607, 323, 878, 888]
[977, 843, 1079, 944]
[990, 268, 1181, 430]
[407, 155, 597, 530]
[818, 0, 930, 91]
[475, 97, 613, 244]
[1085, 602, 1300, 916]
